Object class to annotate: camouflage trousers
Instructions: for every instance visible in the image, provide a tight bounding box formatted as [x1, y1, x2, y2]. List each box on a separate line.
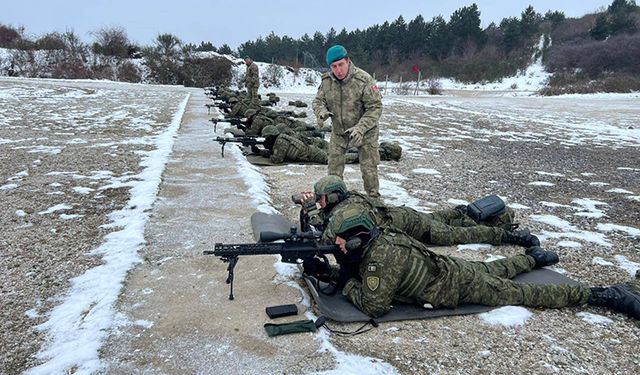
[247, 86, 259, 103]
[383, 206, 505, 245]
[328, 131, 380, 197]
[450, 255, 591, 308]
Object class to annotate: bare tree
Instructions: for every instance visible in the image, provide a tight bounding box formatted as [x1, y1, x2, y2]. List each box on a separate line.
[91, 27, 130, 58]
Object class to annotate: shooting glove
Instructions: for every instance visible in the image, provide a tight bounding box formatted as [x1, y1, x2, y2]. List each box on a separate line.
[259, 149, 272, 157]
[303, 256, 330, 277]
[345, 126, 366, 148]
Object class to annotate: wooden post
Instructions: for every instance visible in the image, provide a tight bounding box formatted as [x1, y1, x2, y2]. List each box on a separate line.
[414, 71, 421, 95]
[385, 75, 389, 93]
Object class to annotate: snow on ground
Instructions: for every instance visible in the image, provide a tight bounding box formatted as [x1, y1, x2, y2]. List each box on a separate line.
[479, 306, 532, 327]
[531, 214, 611, 247]
[24, 94, 190, 375]
[576, 312, 614, 325]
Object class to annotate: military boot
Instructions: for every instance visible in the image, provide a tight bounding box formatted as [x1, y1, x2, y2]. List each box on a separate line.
[588, 281, 640, 320]
[502, 229, 541, 247]
[525, 246, 559, 268]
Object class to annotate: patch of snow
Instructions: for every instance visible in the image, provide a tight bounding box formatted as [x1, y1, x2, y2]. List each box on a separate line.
[38, 204, 72, 215]
[528, 181, 555, 186]
[597, 223, 640, 238]
[457, 244, 493, 251]
[576, 312, 613, 325]
[479, 306, 532, 327]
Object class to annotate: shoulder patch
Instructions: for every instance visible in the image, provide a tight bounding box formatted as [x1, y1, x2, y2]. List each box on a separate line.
[364, 261, 381, 292]
[366, 276, 380, 291]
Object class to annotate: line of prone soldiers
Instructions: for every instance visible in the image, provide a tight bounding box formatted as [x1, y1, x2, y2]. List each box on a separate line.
[292, 175, 640, 321]
[205, 86, 402, 164]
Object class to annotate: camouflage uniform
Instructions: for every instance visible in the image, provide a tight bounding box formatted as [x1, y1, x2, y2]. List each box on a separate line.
[246, 114, 274, 136]
[229, 98, 258, 118]
[245, 61, 260, 102]
[321, 194, 511, 247]
[312, 63, 383, 197]
[340, 228, 591, 318]
[269, 134, 328, 164]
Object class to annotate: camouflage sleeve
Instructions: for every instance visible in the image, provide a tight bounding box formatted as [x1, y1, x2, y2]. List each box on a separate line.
[355, 76, 382, 133]
[312, 81, 331, 121]
[341, 245, 407, 318]
[268, 137, 285, 164]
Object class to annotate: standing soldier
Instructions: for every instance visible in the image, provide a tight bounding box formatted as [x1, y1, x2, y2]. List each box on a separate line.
[313, 45, 383, 197]
[244, 56, 260, 103]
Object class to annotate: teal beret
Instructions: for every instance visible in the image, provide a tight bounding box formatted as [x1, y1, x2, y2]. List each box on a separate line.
[326, 45, 348, 65]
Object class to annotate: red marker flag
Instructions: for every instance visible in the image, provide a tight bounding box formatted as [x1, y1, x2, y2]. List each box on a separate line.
[412, 64, 421, 73]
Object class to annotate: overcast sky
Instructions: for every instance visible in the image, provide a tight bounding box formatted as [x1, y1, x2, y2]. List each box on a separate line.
[3, 0, 613, 48]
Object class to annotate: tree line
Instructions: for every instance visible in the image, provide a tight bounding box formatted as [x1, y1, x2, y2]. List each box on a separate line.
[235, 1, 639, 86]
[1, 0, 638, 93]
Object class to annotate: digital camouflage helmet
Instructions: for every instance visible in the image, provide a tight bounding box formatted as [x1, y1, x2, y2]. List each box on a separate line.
[324, 206, 379, 251]
[261, 125, 280, 138]
[314, 175, 347, 196]
[313, 176, 348, 206]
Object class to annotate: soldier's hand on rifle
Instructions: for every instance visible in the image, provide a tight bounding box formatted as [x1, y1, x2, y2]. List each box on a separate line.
[303, 256, 331, 279]
[259, 149, 272, 157]
[250, 145, 261, 154]
[345, 126, 366, 148]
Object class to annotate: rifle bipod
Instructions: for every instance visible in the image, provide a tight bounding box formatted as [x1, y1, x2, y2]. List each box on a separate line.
[223, 255, 239, 300]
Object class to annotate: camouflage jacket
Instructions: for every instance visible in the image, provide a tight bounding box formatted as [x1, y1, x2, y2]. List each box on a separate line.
[312, 63, 382, 139]
[341, 229, 457, 318]
[245, 62, 259, 89]
[270, 134, 327, 164]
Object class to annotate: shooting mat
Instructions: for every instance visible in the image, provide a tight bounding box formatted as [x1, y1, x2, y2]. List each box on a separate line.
[246, 154, 320, 166]
[251, 212, 580, 323]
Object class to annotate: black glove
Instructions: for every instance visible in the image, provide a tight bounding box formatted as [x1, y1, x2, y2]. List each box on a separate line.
[259, 149, 272, 157]
[250, 145, 260, 154]
[303, 256, 331, 279]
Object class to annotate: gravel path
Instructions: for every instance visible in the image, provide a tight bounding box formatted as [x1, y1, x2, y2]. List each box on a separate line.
[1, 78, 639, 374]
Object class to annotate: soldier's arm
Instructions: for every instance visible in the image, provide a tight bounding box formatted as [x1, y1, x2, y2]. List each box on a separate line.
[312, 80, 331, 121]
[268, 137, 285, 164]
[354, 77, 383, 133]
[342, 247, 406, 318]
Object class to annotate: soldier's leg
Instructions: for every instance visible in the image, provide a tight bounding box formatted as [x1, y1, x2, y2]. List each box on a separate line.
[429, 220, 504, 245]
[452, 254, 535, 280]
[384, 206, 504, 245]
[429, 207, 477, 227]
[307, 146, 328, 164]
[359, 141, 380, 197]
[328, 133, 348, 179]
[458, 271, 591, 308]
[384, 207, 435, 240]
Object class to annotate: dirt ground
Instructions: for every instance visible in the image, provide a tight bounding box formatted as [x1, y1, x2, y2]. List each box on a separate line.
[1, 77, 639, 374]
